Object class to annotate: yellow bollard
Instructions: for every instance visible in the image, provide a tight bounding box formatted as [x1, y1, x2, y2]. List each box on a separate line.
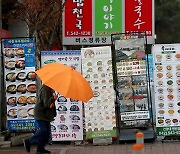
[132, 143, 144, 154]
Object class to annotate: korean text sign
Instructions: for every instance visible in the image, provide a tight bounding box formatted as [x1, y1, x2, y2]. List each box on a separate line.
[125, 0, 152, 36]
[63, 0, 154, 45]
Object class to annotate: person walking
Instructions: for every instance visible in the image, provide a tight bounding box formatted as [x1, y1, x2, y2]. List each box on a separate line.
[23, 84, 58, 154]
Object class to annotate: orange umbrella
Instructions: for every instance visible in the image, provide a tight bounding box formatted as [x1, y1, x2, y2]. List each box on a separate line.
[35, 62, 94, 102]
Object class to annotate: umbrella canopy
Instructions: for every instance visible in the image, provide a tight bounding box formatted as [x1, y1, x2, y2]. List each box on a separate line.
[35, 62, 94, 102]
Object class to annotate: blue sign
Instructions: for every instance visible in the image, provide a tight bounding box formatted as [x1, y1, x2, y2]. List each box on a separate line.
[7, 120, 38, 130]
[24, 46, 35, 67]
[3, 38, 37, 131]
[146, 54, 154, 81]
[4, 38, 34, 48]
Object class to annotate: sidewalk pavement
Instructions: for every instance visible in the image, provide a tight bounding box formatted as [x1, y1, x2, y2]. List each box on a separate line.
[1, 140, 180, 154]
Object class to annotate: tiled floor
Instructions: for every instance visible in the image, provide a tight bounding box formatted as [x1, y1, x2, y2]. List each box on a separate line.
[1, 141, 180, 154]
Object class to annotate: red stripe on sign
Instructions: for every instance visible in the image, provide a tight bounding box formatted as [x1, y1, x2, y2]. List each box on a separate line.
[125, 0, 152, 36]
[64, 0, 92, 37]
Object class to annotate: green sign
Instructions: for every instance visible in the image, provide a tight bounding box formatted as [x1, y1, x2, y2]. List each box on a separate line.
[157, 126, 180, 136]
[44, 59, 56, 64]
[162, 51, 175, 54]
[95, 0, 122, 36]
[86, 130, 117, 139]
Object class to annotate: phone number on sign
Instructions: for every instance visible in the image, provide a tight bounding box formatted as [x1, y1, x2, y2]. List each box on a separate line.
[16, 122, 35, 127]
[10, 122, 36, 130]
[66, 31, 91, 36]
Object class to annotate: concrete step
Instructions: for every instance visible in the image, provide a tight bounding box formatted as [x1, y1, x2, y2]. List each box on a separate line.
[11, 133, 33, 146]
[93, 138, 112, 146]
[0, 141, 11, 148]
[0, 136, 5, 142]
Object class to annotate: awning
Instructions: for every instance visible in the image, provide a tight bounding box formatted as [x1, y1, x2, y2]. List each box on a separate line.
[0, 29, 11, 39]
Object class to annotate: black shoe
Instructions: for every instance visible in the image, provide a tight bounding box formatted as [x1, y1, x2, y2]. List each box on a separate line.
[48, 140, 53, 145]
[23, 139, 31, 153]
[36, 149, 51, 154]
[48, 137, 53, 145]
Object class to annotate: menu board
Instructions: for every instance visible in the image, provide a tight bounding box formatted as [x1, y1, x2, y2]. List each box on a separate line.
[41, 50, 83, 141]
[113, 34, 150, 128]
[3, 38, 37, 130]
[152, 44, 180, 136]
[81, 46, 117, 139]
[116, 59, 150, 127]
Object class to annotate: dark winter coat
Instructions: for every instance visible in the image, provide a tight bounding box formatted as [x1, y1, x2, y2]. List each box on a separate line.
[34, 85, 57, 122]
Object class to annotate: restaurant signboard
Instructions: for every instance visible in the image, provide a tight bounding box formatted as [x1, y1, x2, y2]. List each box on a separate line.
[63, 0, 154, 45]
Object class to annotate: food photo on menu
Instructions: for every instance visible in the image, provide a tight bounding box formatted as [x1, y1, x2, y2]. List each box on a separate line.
[132, 88, 148, 98]
[57, 96, 67, 102]
[120, 100, 134, 112]
[57, 105, 67, 112]
[27, 84, 36, 93]
[18, 107, 28, 119]
[17, 84, 27, 94]
[134, 98, 148, 111]
[27, 96, 37, 104]
[6, 72, 16, 82]
[6, 84, 16, 94]
[70, 115, 80, 121]
[16, 72, 26, 82]
[57, 124, 68, 131]
[117, 76, 132, 88]
[5, 60, 16, 70]
[118, 88, 133, 101]
[70, 124, 80, 130]
[16, 48, 25, 58]
[27, 107, 34, 117]
[4, 48, 16, 58]
[115, 37, 145, 61]
[132, 75, 147, 86]
[26, 71, 36, 81]
[7, 108, 17, 119]
[5, 59, 23, 71]
[4, 48, 25, 58]
[7, 96, 17, 106]
[15, 59, 25, 70]
[17, 95, 27, 106]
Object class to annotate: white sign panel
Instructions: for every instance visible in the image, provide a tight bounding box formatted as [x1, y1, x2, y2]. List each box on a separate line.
[121, 111, 150, 121]
[152, 44, 180, 129]
[81, 46, 116, 139]
[41, 50, 83, 141]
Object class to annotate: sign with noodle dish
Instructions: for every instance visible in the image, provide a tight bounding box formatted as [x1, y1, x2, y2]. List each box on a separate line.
[3, 38, 38, 130]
